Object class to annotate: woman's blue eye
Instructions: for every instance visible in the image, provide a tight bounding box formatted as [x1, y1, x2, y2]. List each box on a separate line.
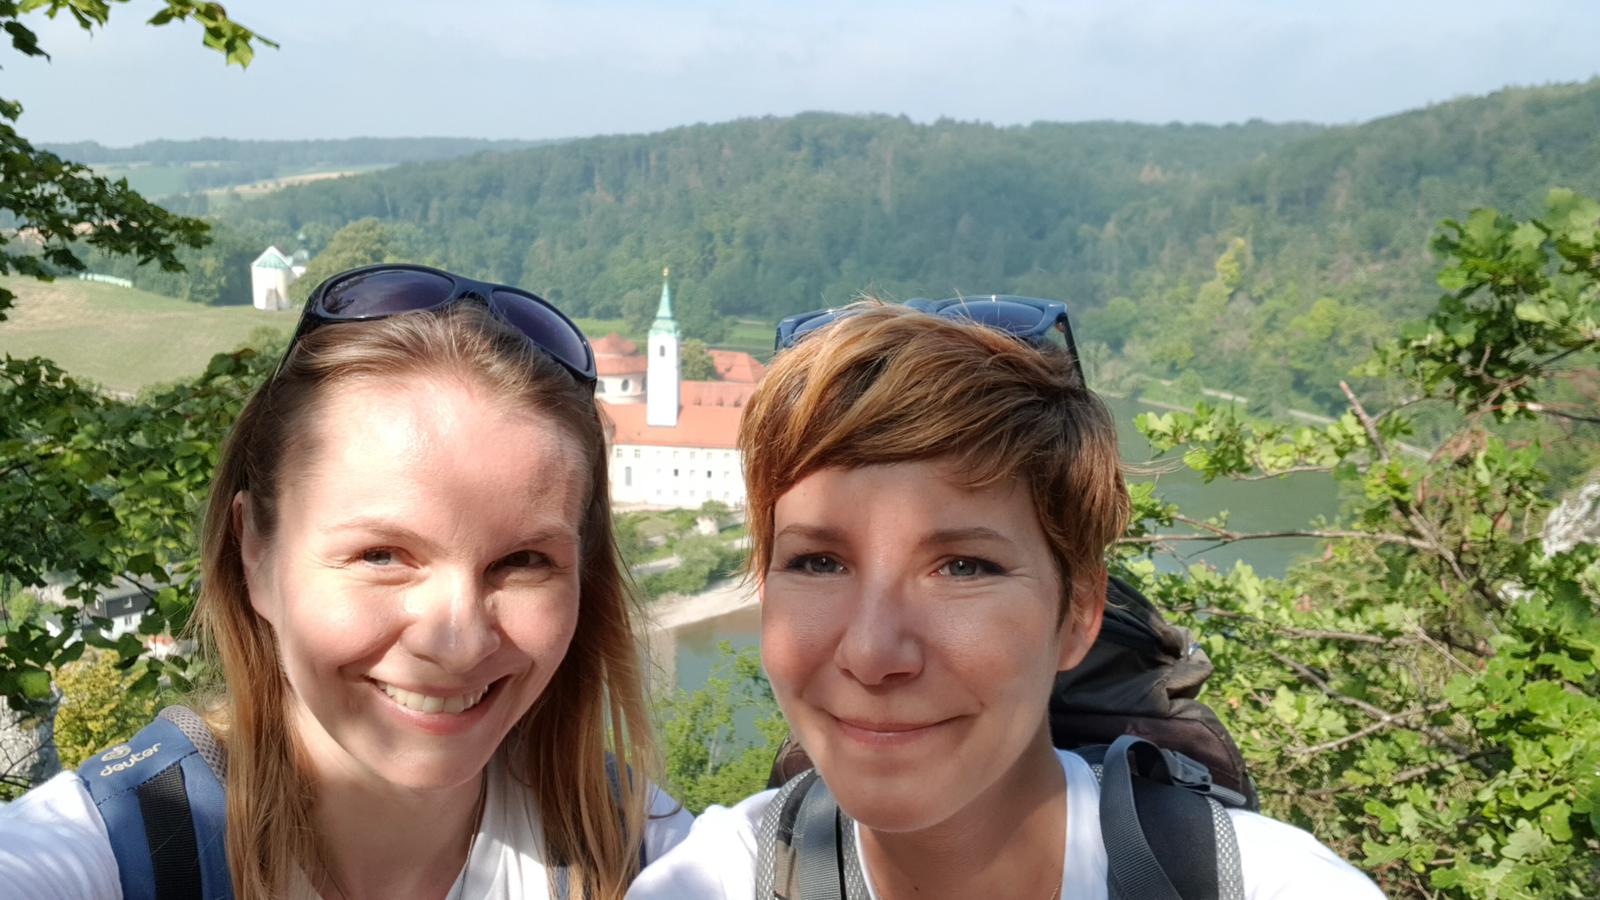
[938, 557, 1000, 577]
[787, 554, 844, 575]
[360, 548, 396, 566]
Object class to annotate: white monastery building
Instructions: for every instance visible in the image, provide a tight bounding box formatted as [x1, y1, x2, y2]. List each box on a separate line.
[600, 270, 765, 507]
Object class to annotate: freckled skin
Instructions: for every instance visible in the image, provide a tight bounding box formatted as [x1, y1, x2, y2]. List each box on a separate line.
[240, 375, 587, 795]
[761, 461, 1100, 834]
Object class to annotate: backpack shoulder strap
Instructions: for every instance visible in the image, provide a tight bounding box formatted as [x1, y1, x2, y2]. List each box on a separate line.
[1086, 735, 1244, 900]
[757, 770, 870, 900]
[76, 706, 231, 900]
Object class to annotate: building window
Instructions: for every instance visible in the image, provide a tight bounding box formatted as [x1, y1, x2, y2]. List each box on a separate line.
[633, 449, 640, 458]
[658, 346, 665, 357]
[621, 378, 630, 391]
[673, 468, 679, 477]
[706, 470, 713, 479]
[624, 466, 632, 487]
[596, 380, 606, 394]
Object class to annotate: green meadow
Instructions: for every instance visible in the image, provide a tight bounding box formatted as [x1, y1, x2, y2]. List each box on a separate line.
[0, 277, 771, 394]
[0, 277, 298, 394]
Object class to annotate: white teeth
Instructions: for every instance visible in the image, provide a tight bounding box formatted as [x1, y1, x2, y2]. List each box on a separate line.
[377, 682, 488, 715]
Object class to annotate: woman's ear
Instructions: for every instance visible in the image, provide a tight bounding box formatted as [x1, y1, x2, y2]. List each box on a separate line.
[1056, 565, 1106, 672]
[233, 491, 274, 621]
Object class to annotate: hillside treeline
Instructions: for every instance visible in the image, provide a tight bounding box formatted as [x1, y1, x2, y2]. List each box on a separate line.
[42, 137, 546, 167]
[80, 80, 1600, 425]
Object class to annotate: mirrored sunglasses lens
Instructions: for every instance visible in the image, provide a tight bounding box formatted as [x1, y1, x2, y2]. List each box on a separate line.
[944, 299, 1048, 335]
[320, 269, 454, 317]
[787, 312, 838, 345]
[492, 290, 592, 375]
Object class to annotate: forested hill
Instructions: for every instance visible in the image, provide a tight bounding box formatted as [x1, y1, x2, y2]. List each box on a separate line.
[43, 137, 550, 167]
[122, 79, 1600, 411]
[213, 114, 1324, 323]
[217, 81, 1599, 325]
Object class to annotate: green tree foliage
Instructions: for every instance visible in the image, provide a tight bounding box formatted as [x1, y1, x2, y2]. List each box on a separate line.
[289, 217, 427, 302]
[52, 649, 159, 769]
[679, 338, 720, 380]
[639, 534, 744, 600]
[0, 0, 272, 319]
[0, 348, 273, 718]
[655, 643, 787, 814]
[1125, 190, 1599, 896]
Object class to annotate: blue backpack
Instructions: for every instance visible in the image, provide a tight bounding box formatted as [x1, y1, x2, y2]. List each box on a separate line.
[76, 706, 231, 900]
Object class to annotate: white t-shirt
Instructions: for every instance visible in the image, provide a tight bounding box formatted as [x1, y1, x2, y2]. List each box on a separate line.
[0, 754, 693, 900]
[627, 749, 1385, 899]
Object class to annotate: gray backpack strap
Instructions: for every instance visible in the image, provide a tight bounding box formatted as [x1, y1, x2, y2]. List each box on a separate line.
[793, 777, 844, 900]
[1094, 734, 1244, 900]
[757, 770, 870, 900]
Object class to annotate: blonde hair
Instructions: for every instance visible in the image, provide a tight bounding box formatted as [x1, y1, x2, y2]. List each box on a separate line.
[740, 302, 1130, 618]
[195, 303, 654, 900]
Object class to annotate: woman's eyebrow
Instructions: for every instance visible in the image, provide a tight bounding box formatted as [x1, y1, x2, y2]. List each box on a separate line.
[773, 524, 848, 544]
[922, 526, 1012, 546]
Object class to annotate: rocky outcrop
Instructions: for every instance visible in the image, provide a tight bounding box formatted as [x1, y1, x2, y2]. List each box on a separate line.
[1544, 477, 1600, 556]
[0, 695, 59, 791]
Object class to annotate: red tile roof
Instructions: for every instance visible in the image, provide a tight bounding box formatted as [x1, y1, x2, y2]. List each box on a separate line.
[596, 355, 648, 376]
[602, 401, 742, 449]
[592, 332, 639, 356]
[709, 349, 767, 384]
[681, 380, 757, 407]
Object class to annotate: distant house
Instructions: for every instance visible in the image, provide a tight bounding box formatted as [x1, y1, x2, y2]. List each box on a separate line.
[250, 245, 299, 311]
[601, 270, 766, 507]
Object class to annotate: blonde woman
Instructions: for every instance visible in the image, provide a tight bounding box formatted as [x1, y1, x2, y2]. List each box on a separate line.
[629, 300, 1381, 899]
[0, 265, 690, 900]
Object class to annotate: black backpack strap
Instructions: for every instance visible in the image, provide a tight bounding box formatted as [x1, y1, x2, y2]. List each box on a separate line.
[135, 763, 204, 900]
[1096, 734, 1245, 900]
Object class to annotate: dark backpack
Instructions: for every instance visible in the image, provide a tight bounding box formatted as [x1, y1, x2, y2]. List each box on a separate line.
[760, 575, 1256, 899]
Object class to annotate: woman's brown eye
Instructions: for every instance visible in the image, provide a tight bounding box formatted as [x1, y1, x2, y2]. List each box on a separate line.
[498, 550, 549, 570]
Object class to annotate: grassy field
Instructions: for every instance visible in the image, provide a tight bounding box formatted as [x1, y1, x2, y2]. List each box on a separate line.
[0, 278, 775, 394]
[0, 277, 297, 394]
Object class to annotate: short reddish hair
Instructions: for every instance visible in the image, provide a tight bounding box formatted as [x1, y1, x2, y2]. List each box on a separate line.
[739, 302, 1129, 617]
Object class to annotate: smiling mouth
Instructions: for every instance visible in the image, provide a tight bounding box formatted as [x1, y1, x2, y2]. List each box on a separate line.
[831, 714, 954, 743]
[374, 679, 496, 715]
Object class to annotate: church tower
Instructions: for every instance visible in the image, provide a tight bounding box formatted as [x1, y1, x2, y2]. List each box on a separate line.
[647, 267, 680, 428]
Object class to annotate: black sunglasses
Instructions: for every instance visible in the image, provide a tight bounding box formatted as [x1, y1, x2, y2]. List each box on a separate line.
[274, 264, 596, 385]
[775, 295, 1085, 385]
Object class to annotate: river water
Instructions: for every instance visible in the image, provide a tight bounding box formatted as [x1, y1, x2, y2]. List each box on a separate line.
[665, 395, 1342, 692]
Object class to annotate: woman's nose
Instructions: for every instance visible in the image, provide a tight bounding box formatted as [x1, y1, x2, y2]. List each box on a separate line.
[401, 570, 501, 673]
[832, 578, 923, 686]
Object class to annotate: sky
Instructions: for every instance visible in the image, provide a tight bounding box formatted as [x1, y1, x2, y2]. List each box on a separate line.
[9, 0, 1600, 146]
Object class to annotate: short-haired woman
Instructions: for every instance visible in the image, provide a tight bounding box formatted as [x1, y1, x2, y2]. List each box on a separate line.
[0, 266, 691, 900]
[628, 300, 1381, 899]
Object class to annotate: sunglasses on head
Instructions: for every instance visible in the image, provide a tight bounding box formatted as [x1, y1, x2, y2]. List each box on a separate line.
[775, 295, 1086, 385]
[275, 264, 597, 385]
